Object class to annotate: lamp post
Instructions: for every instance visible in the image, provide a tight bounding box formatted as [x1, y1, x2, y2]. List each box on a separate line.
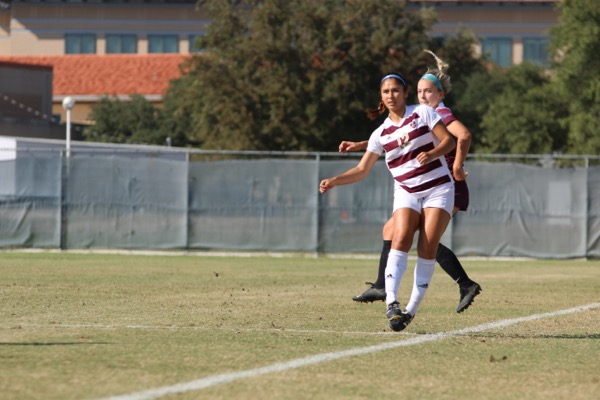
[62, 96, 75, 157]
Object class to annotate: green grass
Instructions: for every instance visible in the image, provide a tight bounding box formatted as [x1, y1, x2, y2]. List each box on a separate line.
[1, 252, 599, 400]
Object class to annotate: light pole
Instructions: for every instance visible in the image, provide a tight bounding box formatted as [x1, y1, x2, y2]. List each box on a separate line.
[62, 96, 75, 157]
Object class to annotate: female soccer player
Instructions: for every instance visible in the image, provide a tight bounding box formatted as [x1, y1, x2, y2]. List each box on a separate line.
[320, 71, 455, 331]
[340, 51, 481, 313]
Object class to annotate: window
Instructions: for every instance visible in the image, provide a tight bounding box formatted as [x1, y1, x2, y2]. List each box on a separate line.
[481, 38, 512, 67]
[523, 37, 550, 67]
[65, 33, 96, 54]
[148, 34, 179, 53]
[188, 34, 205, 53]
[106, 34, 137, 54]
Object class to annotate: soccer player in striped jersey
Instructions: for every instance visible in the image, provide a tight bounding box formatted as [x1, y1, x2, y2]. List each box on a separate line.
[319, 71, 456, 331]
[341, 51, 481, 313]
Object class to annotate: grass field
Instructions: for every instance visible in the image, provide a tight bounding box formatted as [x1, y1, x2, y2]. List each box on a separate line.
[1, 252, 599, 400]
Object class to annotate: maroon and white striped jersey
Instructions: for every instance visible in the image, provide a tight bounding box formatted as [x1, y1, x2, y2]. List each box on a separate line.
[366, 104, 453, 194]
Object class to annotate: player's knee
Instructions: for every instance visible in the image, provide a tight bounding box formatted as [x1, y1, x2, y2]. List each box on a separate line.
[391, 235, 413, 252]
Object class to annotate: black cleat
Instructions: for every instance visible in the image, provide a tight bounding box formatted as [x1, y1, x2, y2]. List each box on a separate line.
[352, 282, 386, 303]
[457, 282, 482, 313]
[386, 301, 401, 319]
[386, 302, 413, 332]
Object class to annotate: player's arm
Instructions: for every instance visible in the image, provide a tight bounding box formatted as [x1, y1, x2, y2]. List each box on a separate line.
[320, 151, 379, 193]
[339, 140, 368, 153]
[416, 121, 456, 165]
[446, 120, 472, 181]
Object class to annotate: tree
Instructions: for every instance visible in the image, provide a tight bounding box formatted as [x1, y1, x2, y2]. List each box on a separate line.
[476, 63, 568, 154]
[166, 0, 442, 151]
[550, 0, 600, 155]
[156, 76, 197, 147]
[452, 67, 501, 152]
[84, 95, 162, 144]
[425, 29, 489, 150]
[425, 29, 488, 96]
[83, 1, 486, 151]
[83, 94, 189, 146]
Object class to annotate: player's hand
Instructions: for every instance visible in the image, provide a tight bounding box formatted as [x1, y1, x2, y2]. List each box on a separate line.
[319, 178, 335, 194]
[453, 166, 468, 181]
[339, 141, 356, 153]
[339, 141, 366, 153]
[416, 151, 434, 165]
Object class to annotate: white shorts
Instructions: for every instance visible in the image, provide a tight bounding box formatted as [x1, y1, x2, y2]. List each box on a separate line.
[393, 181, 455, 216]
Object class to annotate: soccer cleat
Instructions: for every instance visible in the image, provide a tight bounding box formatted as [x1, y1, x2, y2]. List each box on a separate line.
[457, 282, 482, 313]
[352, 282, 386, 303]
[386, 302, 413, 332]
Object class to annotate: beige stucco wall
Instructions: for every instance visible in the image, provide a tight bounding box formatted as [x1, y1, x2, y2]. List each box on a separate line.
[52, 101, 93, 125]
[6, 3, 209, 56]
[428, 7, 558, 34]
[3, 2, 560, 59]
[411, 3, 559, 65]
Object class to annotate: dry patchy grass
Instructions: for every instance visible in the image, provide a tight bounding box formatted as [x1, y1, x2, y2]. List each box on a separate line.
[0, 253, 599, 400]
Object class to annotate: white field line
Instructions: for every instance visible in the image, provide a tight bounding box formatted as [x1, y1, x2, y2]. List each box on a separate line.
[94, 302, 600, 400]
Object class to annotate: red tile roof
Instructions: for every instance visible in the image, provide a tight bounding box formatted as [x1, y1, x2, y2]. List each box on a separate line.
[0, 54, 189, 97]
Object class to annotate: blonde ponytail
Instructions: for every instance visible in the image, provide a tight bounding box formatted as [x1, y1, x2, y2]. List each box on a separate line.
[422, 50, 452, 95]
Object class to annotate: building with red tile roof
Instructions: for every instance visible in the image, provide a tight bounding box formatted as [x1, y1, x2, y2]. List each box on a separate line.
[0, 54, 189, 123]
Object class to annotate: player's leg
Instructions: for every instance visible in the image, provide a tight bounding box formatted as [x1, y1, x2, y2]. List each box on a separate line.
[404, 206, 452, 320]
[385, 208, 418, 304]
[437, 179, 481, 313]
[352, 217, 393, 303]
[385, 189, 420, 332]
[436, 241, 481, 313]
[402, 183, 453, 326]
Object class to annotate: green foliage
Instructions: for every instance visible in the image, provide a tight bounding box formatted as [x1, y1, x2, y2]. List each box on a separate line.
[451, 68, 503, 152]
[425, 29, 488, 148]
[426, 29, 487, 95]
[82, 1, 485, 151]
[550, 0, 600, 155]
[78, 0, 600, 155]
[167, 0, 444, 150]
[83, 94, 189, 146]
[475, 64, 568, 154]
[449, 0, 600, 156]
[158, 76, 197, 146]
[84, 95, 162, 145]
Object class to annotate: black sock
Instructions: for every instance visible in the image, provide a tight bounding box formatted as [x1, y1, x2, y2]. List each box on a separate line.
[373, 240, 392, 289]
[436, 243, 472, 287]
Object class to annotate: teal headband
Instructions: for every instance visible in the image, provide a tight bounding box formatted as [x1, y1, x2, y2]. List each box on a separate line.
[421, 73, 443, 91]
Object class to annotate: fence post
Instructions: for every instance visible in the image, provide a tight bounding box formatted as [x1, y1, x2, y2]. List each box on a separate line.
[185, 150, 190, 250]
[59, 150, 66, 250]
[584, 156, 589, 258]
[313, 153, 321, 256]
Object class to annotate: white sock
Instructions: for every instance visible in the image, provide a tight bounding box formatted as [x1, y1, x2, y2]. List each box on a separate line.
[405, 257, 436, 316]
[385, 249, 408, 305]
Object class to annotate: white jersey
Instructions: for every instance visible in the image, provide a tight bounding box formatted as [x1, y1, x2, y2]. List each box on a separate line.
[366, 104, 453, 194]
